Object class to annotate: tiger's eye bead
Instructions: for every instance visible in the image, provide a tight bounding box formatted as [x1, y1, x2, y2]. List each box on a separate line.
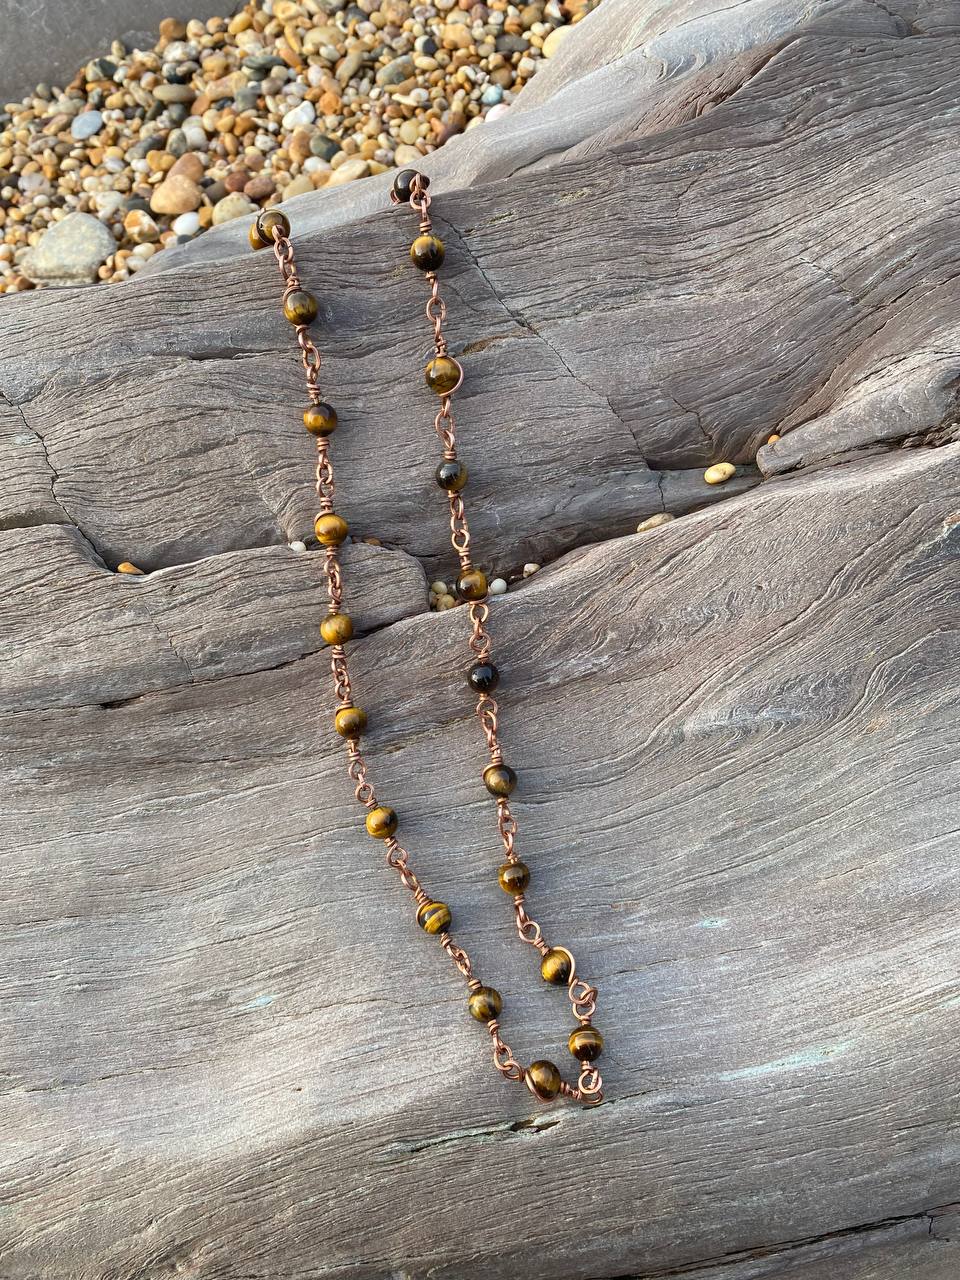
[249, 209, 290, 249]
[334, 705, 367, 738]
[568, 1026, 604, 1062]
[436, 458, 467, 491]
[314, 512, 348, 545]
[467, 985, 502, 1022]
[498, 859, 529, 894]
[417, 900, 452, 934]
[304, 402, 338, 436]
[525, 1059, 562, 1102]
[320, 613, 353, 644]
[457, 568, 487, 601]
[426, 356, 461, 396]
[283, 289, 318, 325]
[366, 806, 398, 839]
[468, 661, 499, 693]
[540, 947, 573, 986]
[393, 168, 429, 202]
[483, 763, 516, 797]
[410, 233, 445, 271]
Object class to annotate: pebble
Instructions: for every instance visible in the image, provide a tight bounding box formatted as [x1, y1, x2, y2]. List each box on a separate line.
[70, 110, 103, 140]
[211, 192, 258, 224]
[0, 0, 595, 292]
[522, 562, 540, 577]
[704, 463, 737, 485]
[116, 562, 145, 575]
[289, 540, 308, 552]
[636, 512, 675, 533]
[767, 433, 781, 444]
[437, 593, 457, 610]
[150, 174, 203, 215]
[21, 212, 115, 285]
[430, 580, 447, 595]
[489, 577, 508, 595]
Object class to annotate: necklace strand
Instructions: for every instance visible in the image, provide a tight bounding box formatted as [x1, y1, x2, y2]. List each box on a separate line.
[250, 175, 604, 1106]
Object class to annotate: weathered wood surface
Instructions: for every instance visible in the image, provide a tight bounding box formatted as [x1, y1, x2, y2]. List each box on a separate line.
[2, 3, 960, 1278]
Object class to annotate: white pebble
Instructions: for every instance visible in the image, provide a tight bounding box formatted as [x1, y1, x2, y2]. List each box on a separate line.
[171, 211, 200, 236]
[489, 577, 508, 595]
[430, 580, 447, 595]
[522, 562, 540, 578]
[282, 100, 316, 130]
[288, 540, 307, 553]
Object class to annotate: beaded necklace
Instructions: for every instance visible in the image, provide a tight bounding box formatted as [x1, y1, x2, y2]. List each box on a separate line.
[249, 170, 604, 1106]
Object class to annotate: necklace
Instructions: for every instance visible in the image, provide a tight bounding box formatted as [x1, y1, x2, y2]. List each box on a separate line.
[249, 171, 604, 1107]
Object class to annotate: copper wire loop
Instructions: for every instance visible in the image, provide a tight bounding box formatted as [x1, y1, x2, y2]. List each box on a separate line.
[267, 196, 603, 1107]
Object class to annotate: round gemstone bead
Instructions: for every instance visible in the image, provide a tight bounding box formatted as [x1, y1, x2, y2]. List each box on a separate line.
[483, 763, 516, 797]
[320, 613, 353, 644]
[393, 168, 429, 202]
[304, 402, 338, 435]
[568, 1026, 604, 1062]
[417, 900, 452, 934]
[498, 859, 529, 894]
[435, 459, 467, 492]
[467, 986, 502, 1022]
[249, 209, 290, 249]
[467, 661, 499, 693]
[314, 512, 348, 545]
[540, 947, 573, 985]
[334, 706, 367, 738]
[410, 233, 445, 271]
[525, 1059, 562, 1102]
[426, 356, 461, 395]
[366, 806, 398, 839]
[456, 568, 487, 601]
[283, 289, 318, 325]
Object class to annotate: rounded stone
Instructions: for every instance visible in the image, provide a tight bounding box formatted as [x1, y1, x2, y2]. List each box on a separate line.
[568, 1025, 604, 1062]
[320, 613, 354, 645]
[410, 233, 445, 271]
[304, 402, 338, 435]
[334, 705, 367, 738]
[435, 458, 467, 491]
[704, 462, 737, 485]
[416, 900, 452, 934]
[366, 806, 398, 839]
[314, 512, 348, 545]
[636, 512, 675, 533]
[467, 986, 503, 1022]
[456, 568, 487, 601]
[467, 660, 499, 693]
[540, 947, 573, 985]
[497, 859, 529, 894]
[525, 1059, 562, 1102]
[483, 763, 516, 797]
[283, 289, 319, 325]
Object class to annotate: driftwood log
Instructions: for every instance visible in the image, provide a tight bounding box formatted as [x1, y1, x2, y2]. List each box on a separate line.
[2, 2, 959, 1277]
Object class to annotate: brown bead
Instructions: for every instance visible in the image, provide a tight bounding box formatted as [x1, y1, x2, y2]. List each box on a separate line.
[525, 1059, 562, 1102]
[436, 458, 467, 492]
[498, 859, 529, 894]
[283, 289, 318, 325]
[304, 402, 338, 436]
[249, 208, 290, 249]
[410, 233, 445, 271]
[417, 900, 452, 934]
[456, 568, 487, 601]
[425, 355, 461, 395]
[320, 612, 353, 644]
[483, 763, 516, 797]
[467, 985, 502, 1022]
[540, 946, 573, 986]
[314, 512, 348, 545]
[366, 806, 398, 839]
[334, 705, 367, 738]
[568, 1025, 603, 1062]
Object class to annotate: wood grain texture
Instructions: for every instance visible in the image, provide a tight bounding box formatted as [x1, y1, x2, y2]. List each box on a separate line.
[1, 3, 959, 1278]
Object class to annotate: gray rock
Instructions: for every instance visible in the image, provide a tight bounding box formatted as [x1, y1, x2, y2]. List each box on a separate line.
[376, 55, 415, 87]
[21, 212, 115, 286]
[70, 110, 103, 140]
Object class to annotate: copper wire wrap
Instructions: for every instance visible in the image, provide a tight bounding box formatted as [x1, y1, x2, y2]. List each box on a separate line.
[266, 207, 603, 1108]
[397, 175, 604, 1107]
